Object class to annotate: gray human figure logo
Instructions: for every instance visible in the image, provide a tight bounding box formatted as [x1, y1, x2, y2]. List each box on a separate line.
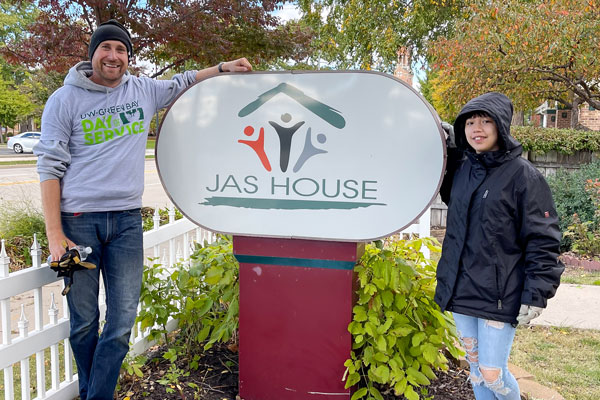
[293, 127, 327, 173]
[268, 113, 305, 172]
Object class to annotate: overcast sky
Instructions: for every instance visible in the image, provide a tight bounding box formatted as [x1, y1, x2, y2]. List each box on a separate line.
[274, 3, 302, 21]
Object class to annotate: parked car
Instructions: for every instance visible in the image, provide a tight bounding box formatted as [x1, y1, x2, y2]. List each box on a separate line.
[7, 131, 41, 153]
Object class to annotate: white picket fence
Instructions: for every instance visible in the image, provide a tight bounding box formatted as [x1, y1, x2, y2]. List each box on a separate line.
[0, 207, 213, 400]
[0, 206, 430, 400]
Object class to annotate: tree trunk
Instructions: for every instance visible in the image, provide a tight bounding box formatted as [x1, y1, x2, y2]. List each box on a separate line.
[0, 125, 4, 144]
[21, 118, 34, 132]
[511, 110, 524, 126]
[571, 97, 581, 129]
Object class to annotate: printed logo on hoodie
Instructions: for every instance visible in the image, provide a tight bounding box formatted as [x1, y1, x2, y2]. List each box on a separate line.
[80, 100, 145, 145]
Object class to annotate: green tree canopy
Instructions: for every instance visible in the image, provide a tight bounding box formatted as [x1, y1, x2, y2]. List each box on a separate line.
[0, 77, 35, 136]
[0, 1, 37, 84]
[296, 0, 465, 72]
[428, 0, 600, 121]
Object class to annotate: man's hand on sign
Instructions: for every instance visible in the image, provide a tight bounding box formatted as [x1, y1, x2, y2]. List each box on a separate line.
[221, 58, 253, 73]
[197, 58, 253, 82]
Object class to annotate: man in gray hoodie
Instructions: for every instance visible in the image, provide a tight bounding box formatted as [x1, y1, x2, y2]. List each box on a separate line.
[34, 19, 252, 400]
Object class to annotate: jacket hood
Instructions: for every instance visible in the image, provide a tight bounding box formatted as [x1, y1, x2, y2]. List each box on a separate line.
[453, 92, 521, 153]
[64, 61, 131, 92]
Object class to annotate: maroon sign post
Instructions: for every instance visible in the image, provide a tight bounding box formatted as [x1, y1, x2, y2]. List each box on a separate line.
[235, 236, 363, 400]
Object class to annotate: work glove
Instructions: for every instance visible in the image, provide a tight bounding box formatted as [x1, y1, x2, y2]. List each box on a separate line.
[48, 241, 96, 295]
[441, 121, 456, 149]
[516, 304, 544, 325]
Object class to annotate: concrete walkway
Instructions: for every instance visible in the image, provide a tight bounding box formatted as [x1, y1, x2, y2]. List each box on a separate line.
[532, 283, 600, 330]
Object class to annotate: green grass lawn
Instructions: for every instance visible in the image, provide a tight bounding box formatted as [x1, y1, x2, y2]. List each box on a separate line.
[561, 267, 600, 285]
[0, 159, 36, 166]
[512, 325, 600, 400]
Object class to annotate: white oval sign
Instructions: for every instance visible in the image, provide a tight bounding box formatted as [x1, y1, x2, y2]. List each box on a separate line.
[156, 71, 445, 241]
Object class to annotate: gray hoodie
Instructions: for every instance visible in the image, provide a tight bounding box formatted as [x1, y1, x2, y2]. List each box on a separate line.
[35, 61, 197, 212]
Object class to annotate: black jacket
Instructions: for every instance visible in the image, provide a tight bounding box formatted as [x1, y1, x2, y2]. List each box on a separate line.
[434, 92, 564, 323]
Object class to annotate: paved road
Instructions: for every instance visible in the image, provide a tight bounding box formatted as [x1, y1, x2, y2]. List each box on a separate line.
[0, 146, 32, 157]
[0, 154, 171, 208]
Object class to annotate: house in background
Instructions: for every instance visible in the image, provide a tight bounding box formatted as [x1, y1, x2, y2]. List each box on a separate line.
[533, 101, 600, 130]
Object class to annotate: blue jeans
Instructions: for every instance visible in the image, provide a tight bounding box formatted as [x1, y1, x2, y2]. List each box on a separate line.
[62, 210, 143, 400]
[452, 313, 520, 400]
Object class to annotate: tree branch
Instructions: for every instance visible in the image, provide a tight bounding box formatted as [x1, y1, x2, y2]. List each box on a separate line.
[150, 57, 191, 79]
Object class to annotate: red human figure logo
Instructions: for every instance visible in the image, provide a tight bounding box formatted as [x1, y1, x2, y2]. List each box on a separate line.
[239, 126, 272, 171]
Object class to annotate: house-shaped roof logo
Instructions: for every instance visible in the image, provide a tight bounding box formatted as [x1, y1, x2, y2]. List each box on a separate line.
[236, 82, 347, 174]
[238, 82, 346, 129]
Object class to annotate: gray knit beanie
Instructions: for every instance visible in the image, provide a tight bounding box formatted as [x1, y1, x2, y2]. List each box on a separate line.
[88, 19, 133, 60]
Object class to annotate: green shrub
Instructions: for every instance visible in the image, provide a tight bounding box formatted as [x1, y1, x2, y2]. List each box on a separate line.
[178, 235, 239, 351]
[137, 258, 183, 346]
[0, 201, 46, 238]
[547, 161, 600, 250]
[512, 126, 600, 154]
[0, 200, 48, 271]
[141, 206, 183, 232]
[136, 235, 239, 352]
[343, 238, 462, 400]
[563, 178, 600, 259]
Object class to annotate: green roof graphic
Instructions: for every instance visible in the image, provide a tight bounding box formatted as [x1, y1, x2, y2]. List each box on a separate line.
[238, 82, 346, 129]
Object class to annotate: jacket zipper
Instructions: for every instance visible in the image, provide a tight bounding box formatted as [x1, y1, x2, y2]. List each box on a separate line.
[482, 189, 502, 309]
[495, 264, 503, 309]
[478, 189, 489, 222]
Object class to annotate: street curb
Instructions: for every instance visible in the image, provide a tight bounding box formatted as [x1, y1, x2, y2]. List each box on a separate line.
[510, 363, 565, 400]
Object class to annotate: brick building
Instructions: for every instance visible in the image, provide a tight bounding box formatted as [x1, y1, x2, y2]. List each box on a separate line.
[534, 101, 600, 130]
[578, 105, 600, 130]
[394, 48, 413, 86]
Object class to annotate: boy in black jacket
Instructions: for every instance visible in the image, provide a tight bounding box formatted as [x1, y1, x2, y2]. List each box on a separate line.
[434, 92, 563, 400]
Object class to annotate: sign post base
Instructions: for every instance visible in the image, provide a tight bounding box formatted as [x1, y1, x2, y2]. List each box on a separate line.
[234, 236, 364, 400]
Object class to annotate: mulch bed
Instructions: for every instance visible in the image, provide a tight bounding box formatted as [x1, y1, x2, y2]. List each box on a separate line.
[117, 342, 475, 400]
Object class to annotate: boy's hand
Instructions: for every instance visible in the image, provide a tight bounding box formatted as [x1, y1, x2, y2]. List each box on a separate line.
[516, 304, 543, 325]
[441, 121, 456, 148]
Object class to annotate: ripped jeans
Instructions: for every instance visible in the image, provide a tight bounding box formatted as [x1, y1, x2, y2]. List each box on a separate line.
[452, 313, 520, 400]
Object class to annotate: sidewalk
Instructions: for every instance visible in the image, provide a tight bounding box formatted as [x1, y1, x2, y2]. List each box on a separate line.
[532, 283, 600, 330]
[0, 153, 37, 162]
